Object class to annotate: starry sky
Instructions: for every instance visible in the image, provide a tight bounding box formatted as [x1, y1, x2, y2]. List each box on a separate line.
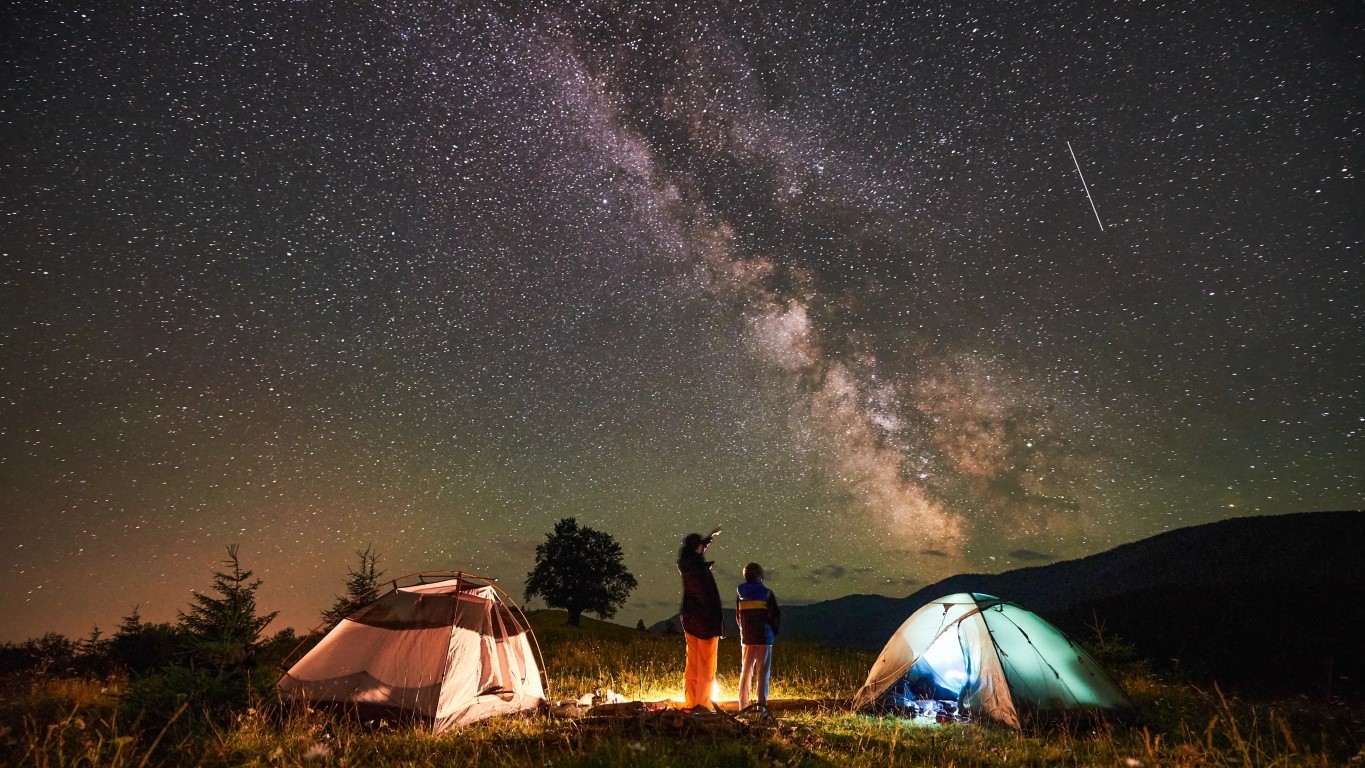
[2, 1, 1361, 642]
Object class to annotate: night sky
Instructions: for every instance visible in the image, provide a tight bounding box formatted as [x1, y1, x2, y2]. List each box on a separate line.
[3, 1, 1361, 642]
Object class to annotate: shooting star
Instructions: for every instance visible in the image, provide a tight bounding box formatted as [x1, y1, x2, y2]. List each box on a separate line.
[1067, 141, 1105, 231]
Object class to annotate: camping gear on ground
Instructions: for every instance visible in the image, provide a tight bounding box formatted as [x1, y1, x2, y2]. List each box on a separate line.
[854, 592, 1131, 728]
[277, 572, 545, 732]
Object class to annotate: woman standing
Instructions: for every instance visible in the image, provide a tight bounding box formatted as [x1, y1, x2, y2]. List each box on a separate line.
[677, 528, 723, 710]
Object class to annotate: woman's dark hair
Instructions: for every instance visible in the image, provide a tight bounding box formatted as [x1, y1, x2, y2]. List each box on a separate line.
[679, 533, 704, 560]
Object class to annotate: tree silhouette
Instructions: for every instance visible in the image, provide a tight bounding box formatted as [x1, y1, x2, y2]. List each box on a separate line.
[179, 545, 277, 670]
[321, 544, 384, 629]
[110, 605, 183, 673]
[0, 633, 76, 677]
[524, 518, 637, 627]
[75, 625, 111, 675]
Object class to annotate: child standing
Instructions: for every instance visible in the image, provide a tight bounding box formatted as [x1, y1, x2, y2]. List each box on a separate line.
[736, 562, 781, 713]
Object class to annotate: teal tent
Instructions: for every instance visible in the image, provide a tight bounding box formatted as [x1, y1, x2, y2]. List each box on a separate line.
[853, 593, 1131, 728]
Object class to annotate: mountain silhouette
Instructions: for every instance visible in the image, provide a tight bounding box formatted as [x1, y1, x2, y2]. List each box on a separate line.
[653, 510, 1365, 697]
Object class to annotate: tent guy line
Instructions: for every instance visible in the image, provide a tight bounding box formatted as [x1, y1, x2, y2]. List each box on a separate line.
[1067, 140, 1105, 231]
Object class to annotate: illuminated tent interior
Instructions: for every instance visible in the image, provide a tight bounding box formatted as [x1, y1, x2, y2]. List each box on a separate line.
[853, 593, 1131, 728]
[277, 573, 545, 732]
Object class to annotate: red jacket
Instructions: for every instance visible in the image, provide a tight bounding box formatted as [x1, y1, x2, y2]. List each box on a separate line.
[677, 552, 723, 639]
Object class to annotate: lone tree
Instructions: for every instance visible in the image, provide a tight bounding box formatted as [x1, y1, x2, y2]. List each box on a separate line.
[321, 544, 384, 629]
[524, 518, 637, 627]
[179, 545, 278, 670]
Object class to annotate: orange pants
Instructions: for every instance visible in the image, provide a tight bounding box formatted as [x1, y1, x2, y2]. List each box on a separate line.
[683, 633, 719, 709]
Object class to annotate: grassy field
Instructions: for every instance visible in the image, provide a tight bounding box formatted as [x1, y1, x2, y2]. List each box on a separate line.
[3, 610, 1361, 767]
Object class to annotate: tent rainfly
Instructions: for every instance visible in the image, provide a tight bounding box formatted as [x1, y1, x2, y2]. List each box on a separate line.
[854, 593, 1131, 728]
[278, 573, 545, 732]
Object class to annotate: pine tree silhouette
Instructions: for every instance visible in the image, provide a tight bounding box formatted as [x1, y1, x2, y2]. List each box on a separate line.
[321, 544, 384, 629]
[179, 545, 277, 670]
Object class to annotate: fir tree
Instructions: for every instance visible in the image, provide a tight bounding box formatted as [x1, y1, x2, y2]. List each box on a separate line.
[110, 605, 161, 672]
[76, 626, 112, 676]
[179, 545, 278, 670]
[321, 544, 384, 628]
[116, 605, 144, 637]
[78, 625, 105, 655]
[110, 605, 182, 670]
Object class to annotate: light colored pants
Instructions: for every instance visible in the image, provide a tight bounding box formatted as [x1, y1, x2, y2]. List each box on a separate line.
[683, 633, 719, 709]
[739, 643, 772, 709]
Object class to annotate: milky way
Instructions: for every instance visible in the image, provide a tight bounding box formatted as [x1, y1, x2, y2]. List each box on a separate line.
[2, 1, 1360, 641]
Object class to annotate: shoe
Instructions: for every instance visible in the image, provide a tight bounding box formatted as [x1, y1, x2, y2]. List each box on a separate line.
[738, 703, 770, 719]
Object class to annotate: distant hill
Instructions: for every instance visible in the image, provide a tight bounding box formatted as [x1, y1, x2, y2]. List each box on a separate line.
[651, 511, 1365, 697]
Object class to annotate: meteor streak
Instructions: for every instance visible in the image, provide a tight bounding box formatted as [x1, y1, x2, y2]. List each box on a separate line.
[1067, 141, 1105, 231]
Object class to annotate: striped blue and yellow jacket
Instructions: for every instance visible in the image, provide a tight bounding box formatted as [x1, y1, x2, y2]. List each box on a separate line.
[736, 581, 781, 645]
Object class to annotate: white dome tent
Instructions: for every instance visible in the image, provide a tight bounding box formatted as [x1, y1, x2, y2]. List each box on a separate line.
[278, 572, 546, 732]
[854, 593, 1131, 728]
